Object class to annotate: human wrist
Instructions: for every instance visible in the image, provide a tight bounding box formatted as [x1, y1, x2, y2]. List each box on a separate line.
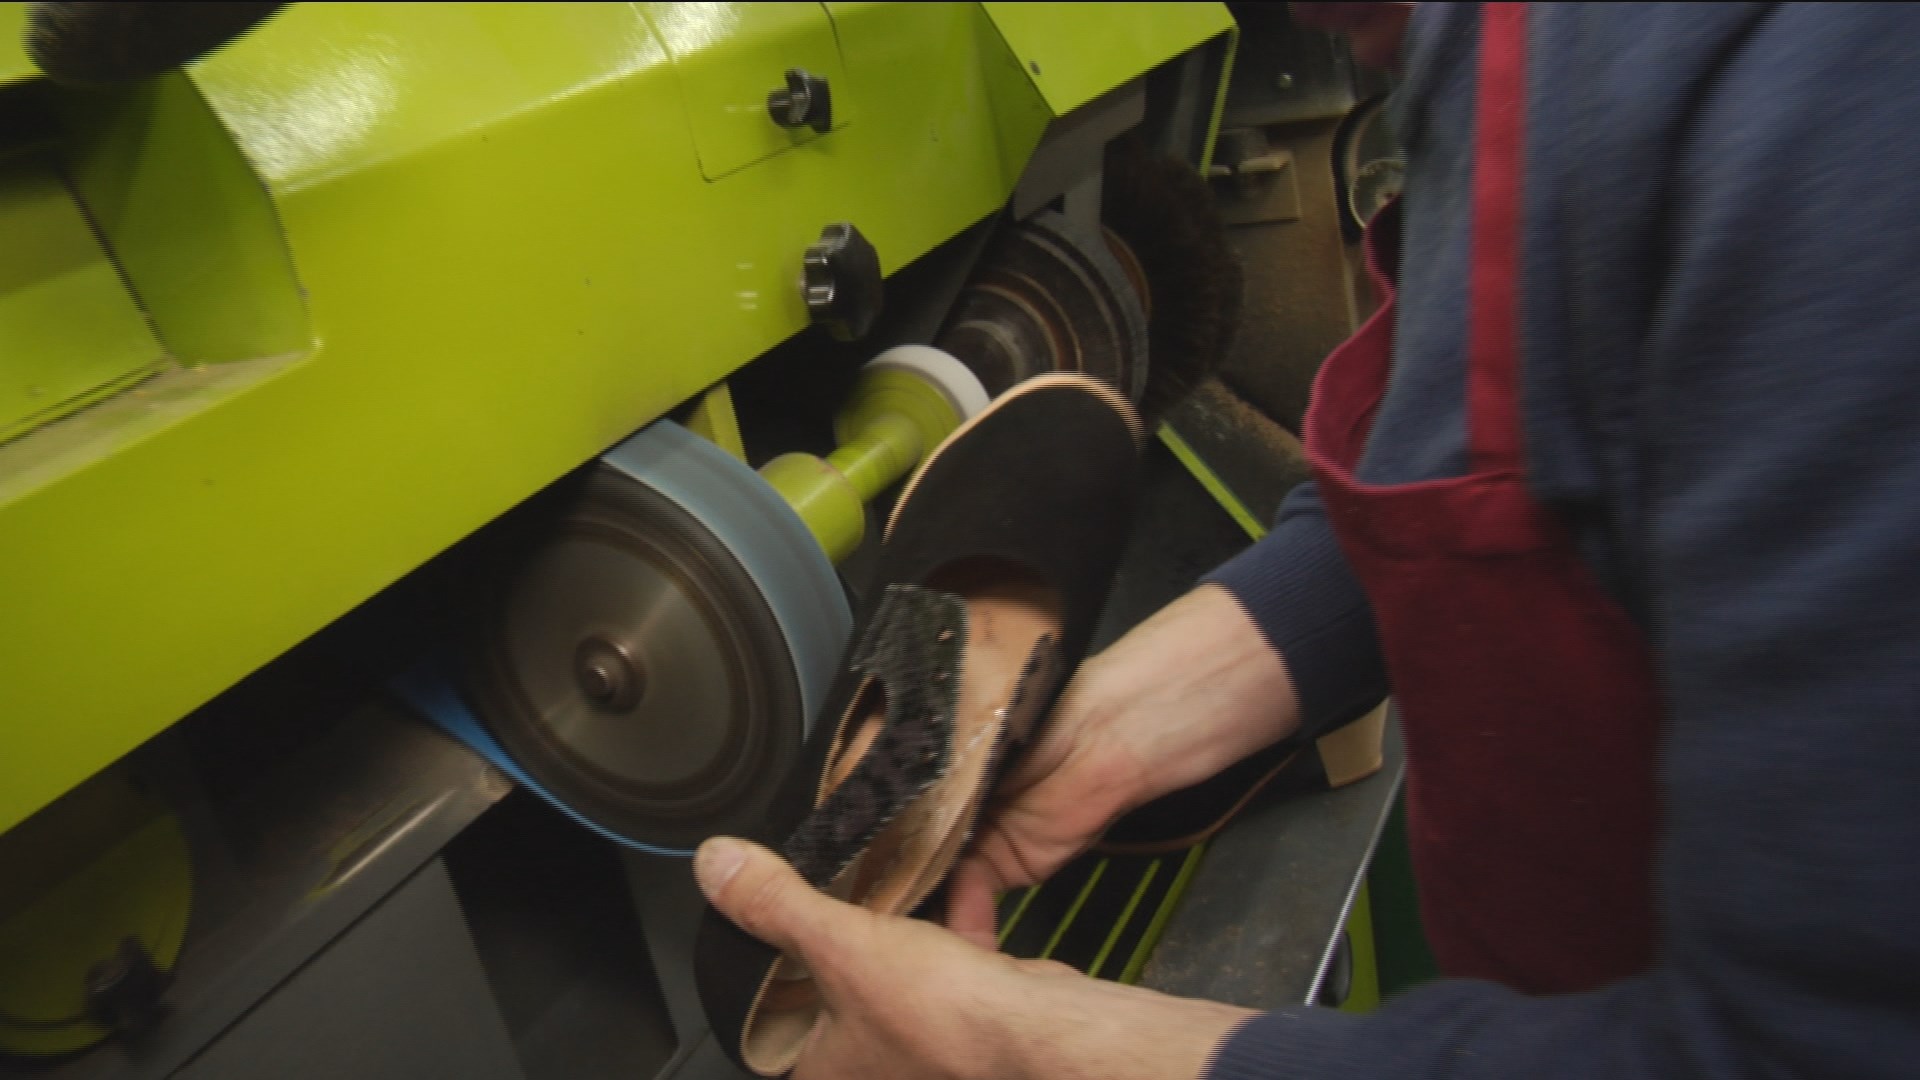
[1100, 585, 1302, 804]
[1000, 971, 1256, 1080]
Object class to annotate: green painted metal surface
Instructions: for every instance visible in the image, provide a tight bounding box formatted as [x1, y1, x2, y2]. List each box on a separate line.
[58, 75, 311, 365]
[0, 154, 165, 444]
[1339, 879, 1382, 1013]
[982, 1, 1234, 115]
[0, 2, 1232, 837]
[825, 365, 956, 500]
[655, 3, 848, 179]
[0, 3, 31, 85]
[1160, 425, 1267, 540]
[760, 451, 869, 564]
[681, 382, 748, 462]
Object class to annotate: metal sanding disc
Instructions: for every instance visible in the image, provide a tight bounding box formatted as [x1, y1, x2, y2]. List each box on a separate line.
[467, 421, 850, 853]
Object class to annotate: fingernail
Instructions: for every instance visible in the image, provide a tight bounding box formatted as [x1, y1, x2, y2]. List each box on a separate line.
[694, 838, 747, 899]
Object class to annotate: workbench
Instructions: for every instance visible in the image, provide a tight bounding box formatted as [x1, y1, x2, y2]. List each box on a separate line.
[1141, 716, 1404, 1010]
[1089, 433, 1412, 1014]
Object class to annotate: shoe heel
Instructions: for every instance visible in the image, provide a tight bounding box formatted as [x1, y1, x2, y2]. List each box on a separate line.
[1315, 700, 1387, 789]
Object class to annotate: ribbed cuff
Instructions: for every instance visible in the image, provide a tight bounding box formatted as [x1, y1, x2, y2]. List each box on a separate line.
[1205, 1008, 1371, 1080]
[1204, 508, 1388, 740]
[1203, 977, 1643, 1080]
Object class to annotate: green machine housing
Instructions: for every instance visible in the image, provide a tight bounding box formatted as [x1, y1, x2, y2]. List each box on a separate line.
[0, 2, 1236, 839]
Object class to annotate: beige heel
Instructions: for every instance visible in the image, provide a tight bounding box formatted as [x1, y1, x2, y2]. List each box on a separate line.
[1316, 700, 1388, 789]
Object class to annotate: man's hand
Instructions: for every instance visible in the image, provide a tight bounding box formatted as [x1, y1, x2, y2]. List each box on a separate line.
[946, 584, 1299, 947]
[696, 836, 1255, 1080]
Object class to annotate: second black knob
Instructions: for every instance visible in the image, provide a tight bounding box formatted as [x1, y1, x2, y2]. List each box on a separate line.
[767, 68, 833, 134]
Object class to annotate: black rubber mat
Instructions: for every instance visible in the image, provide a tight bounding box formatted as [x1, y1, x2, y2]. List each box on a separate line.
[995, 844, 1208, 983]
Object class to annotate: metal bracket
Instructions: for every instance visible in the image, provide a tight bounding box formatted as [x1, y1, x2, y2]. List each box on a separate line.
[622, 852, 753, 1080]
[1009, 79, 1147, 223]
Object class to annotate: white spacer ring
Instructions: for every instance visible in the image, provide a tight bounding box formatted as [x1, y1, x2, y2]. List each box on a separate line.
[863, 344, 992, 420]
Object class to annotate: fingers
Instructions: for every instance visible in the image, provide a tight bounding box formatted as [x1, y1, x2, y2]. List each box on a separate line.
[944, 858, 1003, 949]
[695, 837, 862, 961]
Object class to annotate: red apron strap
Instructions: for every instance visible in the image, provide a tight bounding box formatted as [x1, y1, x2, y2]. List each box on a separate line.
[1466, 2, 1530, 474]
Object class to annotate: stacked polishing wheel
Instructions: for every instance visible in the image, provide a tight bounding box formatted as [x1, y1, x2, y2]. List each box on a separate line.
[936, 211, 1150, 405]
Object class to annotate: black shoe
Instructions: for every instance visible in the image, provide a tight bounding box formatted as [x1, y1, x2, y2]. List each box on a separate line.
[695, 374, 1143, 1076]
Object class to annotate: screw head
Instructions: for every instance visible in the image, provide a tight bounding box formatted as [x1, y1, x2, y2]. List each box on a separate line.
[575, 637, 644, 711]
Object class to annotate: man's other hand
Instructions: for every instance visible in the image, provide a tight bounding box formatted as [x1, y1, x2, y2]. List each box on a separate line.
[695, 836, 1254, 1080]
[946, 584, 1300, 948]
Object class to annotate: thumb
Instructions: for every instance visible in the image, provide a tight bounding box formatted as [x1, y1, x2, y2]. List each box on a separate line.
[695, 836, 858, 960]
[943, 857, 1002, 950]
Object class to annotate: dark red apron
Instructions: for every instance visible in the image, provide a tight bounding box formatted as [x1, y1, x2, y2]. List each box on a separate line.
[1304, 2, 1659, 992]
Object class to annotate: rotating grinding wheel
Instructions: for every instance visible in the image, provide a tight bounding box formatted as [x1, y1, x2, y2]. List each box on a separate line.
[460, 421, 851, 854]
[936, 210, 1149, 403]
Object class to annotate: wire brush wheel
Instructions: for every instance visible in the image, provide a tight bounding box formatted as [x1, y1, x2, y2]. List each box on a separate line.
[1100, 133, 1245, 427]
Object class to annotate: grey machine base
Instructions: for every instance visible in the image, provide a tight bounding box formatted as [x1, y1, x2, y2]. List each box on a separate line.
[176, 859, 523, 1080]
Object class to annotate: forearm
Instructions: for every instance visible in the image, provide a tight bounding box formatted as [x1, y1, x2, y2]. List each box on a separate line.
[1003, 973, 1256, 1080]
[1071, 583, 1304, 809]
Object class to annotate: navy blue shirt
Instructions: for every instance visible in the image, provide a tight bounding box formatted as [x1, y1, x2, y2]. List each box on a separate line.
[1207, 4, 1920, 1076]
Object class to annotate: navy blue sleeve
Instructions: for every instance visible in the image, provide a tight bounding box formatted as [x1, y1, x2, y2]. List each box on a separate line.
[1208, 6, 1920, 1079]
[1204, 479, 1388, 739]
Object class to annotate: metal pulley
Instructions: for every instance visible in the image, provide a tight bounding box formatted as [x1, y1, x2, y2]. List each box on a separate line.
[418, 421, 851, 855]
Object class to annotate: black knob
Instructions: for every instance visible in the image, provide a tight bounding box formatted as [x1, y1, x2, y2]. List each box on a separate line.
[767, 68, 832, 134]
[803, 223, 883, 343]
[27, 2, 286, 88]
